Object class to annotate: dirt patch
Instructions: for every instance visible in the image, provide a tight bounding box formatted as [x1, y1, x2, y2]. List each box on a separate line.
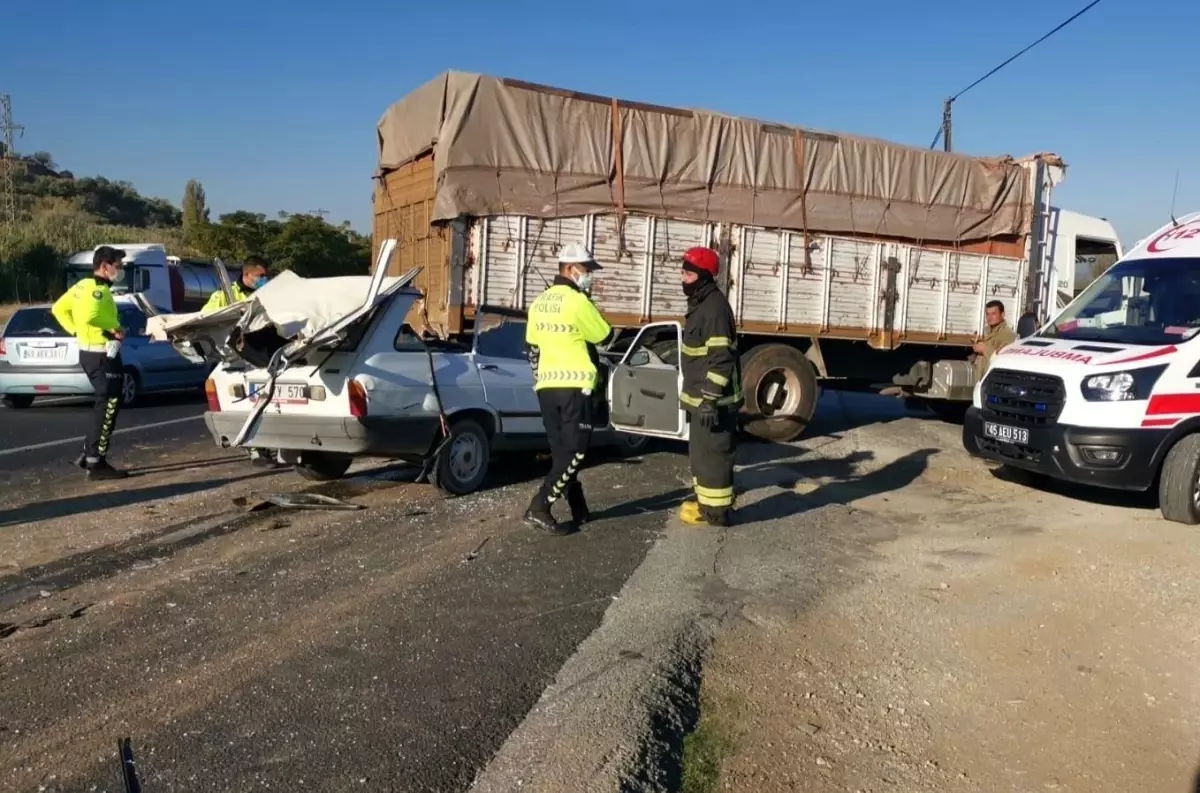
[695, 415, 1200, 792]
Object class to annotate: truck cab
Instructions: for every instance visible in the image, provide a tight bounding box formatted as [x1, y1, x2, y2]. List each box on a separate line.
[963, 212, 1200, 523]
[66, 244, 241, 314]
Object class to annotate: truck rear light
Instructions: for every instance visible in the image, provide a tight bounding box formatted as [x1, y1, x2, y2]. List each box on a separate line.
[348, 380, 367, 417]
[204, 378, 221, 412]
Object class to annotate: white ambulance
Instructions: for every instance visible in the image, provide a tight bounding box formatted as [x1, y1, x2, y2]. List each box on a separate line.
[964, 212, 1200, 524]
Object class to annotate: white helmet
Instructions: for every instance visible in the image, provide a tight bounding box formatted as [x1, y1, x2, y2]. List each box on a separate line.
[557, 242, 602, 270]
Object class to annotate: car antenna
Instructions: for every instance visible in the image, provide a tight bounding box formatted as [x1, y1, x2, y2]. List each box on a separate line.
[1169, 169, 1181, 227]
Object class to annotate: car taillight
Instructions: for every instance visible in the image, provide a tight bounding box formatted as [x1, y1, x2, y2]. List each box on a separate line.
[348, 380, 368, 418]
[0, 338, 7, 356]
[204, 378, 221, 412]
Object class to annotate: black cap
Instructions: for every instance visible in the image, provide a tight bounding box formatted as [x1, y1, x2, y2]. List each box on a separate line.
[93, 246, 126, 267]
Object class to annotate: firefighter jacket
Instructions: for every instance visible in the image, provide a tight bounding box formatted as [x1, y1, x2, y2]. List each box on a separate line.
[51, 277, 121, 352]
[525, 275, 614, 392]
[680, 280, 743, 409]
[202, 281, 250, 313]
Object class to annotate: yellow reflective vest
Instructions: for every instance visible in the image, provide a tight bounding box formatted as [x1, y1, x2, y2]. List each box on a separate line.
[525, 277, 613, 391]
[51, 277, 121, 351]
[201, 281, 249, 313]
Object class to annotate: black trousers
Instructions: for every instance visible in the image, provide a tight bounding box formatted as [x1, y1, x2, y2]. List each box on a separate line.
[533, 388, 593, 509]
[79, 351, 123, 462]
[688, 407, 737, 517]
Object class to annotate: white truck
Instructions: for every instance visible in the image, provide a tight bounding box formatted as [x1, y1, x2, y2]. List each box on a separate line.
[66, 244, 240, 313]
[963, 212, 1200, 524]
[371, 71, 1121, 441]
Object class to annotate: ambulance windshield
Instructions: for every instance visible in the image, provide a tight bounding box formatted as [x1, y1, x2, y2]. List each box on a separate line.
[1044, 257, 1200, 346]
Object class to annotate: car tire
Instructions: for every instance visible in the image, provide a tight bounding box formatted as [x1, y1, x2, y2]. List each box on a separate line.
[1158, 433, 1200, 525]
[294, 451, 353, 482]
[739, 343, 819, 443]
[121, 368, 141, 408]
[2, 395, 34, 409]
[430, 418, 491, 496]
[612, 429, 651, 456]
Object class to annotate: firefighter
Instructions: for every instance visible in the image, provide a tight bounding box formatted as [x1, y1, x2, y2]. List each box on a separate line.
[52, 246, 129, 480]
[678, 246, 742, 526]
[201, 255, 269, 313]
[201, 255, 281, 468]
[523, 243, 614, 535]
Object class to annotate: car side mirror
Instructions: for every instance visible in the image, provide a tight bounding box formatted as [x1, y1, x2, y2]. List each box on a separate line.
[1016, 312, 1038, 339]
[627, 349, 651, 367]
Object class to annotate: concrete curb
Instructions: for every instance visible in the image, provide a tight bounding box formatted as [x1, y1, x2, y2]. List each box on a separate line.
[467, 519, 725, 793]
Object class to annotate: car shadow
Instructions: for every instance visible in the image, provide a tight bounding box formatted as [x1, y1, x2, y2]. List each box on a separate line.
[987, 465, 1158, 511]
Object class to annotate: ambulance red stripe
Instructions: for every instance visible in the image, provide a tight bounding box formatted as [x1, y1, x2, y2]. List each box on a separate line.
[1146, 393, 1200, 415]
[1103, 345, 1177, 366]
[1141, 417, 1179, 427]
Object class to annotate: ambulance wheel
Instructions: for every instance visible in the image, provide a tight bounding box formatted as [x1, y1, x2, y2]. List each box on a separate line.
[740, 344, 819, 443]
[1158, 434, 1200, 525]
[430, 418, 491, 496]
[295, 451, 353, 481]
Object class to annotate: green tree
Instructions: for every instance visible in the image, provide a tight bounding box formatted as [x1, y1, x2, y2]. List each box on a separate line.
[265, 213, 370, 277]
[182, 179, 210, 246]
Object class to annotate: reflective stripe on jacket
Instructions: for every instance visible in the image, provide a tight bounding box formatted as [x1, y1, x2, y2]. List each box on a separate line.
[201, 281, 249, 313]
[525, 276, 613, 392]
[680, 280, 743, 409]
[51, 277, 120, 348]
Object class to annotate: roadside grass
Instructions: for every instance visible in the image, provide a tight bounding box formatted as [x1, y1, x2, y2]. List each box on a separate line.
[680, 689, 741, 793]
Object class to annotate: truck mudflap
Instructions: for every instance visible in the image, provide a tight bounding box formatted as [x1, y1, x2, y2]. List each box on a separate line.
[963, 406, 1168, 491]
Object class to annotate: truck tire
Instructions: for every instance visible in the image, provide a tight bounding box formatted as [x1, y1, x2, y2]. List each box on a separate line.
[740, 343, 819, 443]
[1158, 433, 1200, 525]
[430, 418, 492, 496]
[295, 451, 353, 482]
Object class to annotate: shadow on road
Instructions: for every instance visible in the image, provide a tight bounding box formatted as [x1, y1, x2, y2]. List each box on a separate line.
[0, 471, 277, 528]
[988, 465, 1158, 511]
[129, 455, 248, 476]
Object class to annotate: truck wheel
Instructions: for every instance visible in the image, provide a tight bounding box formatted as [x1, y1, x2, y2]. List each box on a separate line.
[740, 344, 819, 443]
[430, 418, 491, 496]
[1158, 434, 1200, 525]
[294, 451, 353, 482]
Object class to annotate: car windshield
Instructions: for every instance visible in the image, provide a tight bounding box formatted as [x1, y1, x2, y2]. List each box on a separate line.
[3, 308, 68, 337]
[1042, 257, 1200, 346]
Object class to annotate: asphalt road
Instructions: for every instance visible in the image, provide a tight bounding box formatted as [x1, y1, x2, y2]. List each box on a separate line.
[0, 391, 209, 476]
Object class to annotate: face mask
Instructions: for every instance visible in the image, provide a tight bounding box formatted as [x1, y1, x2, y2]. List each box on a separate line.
[575, 271, 594, 293]
[682, 279, 700, 297]
[252, 276, 269, 289]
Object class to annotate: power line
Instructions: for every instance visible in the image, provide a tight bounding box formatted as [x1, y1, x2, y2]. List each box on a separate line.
[930, 0, 1103, 151]
[1, 94, 25, 227]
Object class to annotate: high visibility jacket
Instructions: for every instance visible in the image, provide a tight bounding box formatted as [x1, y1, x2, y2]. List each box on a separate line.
[201, 281, 249, 313]
[525, 276, 613, 391]
[51, 277, 121, 351]
[680, 280, 743, 409]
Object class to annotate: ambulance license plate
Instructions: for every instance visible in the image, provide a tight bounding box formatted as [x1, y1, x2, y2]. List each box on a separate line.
[984, 421, 1028, 445]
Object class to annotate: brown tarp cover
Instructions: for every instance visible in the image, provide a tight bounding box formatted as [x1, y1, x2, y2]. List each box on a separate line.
[376, 71, 1052, 243]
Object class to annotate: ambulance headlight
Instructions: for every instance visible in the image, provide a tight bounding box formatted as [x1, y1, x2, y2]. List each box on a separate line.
[1081, 365, 1167, 402]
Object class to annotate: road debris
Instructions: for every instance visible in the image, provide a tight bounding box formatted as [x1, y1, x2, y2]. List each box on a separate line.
[265, 493, 364, 511]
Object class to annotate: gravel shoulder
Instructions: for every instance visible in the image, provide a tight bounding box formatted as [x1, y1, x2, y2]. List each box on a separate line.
[694, 394, 1200, 792]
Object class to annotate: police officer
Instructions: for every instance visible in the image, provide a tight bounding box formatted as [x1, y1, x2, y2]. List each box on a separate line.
[202, 255, 269, 313]
[524, 243, 614, 535]
[52, 246, 129, 480]
[678, 246, 742, 526]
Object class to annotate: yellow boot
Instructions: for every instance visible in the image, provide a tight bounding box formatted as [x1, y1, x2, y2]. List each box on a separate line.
[678, 500, 707, 525]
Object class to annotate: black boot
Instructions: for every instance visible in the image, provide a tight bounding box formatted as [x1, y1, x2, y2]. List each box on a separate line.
[524, 498, 574, 536]
[699, 505, 731, 527]
[566, 481, 592, 526]
[86, 459, 128, 481]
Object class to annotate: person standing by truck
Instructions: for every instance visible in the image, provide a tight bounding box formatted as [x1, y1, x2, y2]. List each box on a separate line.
[678, 246, 742, 527]
[52, 246, 129, 480]
[971, 300, 1017, 382]
[523, 243, 614, 535]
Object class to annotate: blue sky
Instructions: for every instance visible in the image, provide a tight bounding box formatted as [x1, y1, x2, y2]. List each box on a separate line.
[3, 0, 1195, 246]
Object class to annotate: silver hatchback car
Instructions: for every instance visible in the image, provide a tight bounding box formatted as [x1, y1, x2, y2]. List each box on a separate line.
[0, 303, 211, 409]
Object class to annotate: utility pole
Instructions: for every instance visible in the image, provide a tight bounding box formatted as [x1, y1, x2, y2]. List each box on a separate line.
[310, 208, 328, 219]
[1, 94, 25, 227]
[940, 98, 953, 153]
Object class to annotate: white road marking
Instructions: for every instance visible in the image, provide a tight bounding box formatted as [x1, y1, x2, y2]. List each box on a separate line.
[0, 415, 204, 458]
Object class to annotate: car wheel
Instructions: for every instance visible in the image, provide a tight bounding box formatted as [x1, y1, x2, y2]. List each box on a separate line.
[294, 451, 353, 481]
[613, 429, 650, 456]
[430, 418, 491, 496]
[2, 395, 34, 409]
[121, 368, 140, 408]
[1158, 433, 1200, 525]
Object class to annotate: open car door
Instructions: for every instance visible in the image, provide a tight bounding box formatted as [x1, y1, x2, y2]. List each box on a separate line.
[606, 322, 690, 442]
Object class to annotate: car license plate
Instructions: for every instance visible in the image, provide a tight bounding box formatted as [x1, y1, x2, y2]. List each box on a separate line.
[18, 345, 65, 362]
[984, 421, 1029, 445]
[249, 382, 308, 405]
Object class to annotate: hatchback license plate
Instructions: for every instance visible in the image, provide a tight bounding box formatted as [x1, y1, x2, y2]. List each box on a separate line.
[249, 383, 308, 404]
[984, 421, 1029, 445]
[19, 346, 65, 362]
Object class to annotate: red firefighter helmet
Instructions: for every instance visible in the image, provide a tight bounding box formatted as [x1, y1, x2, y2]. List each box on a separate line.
[682, 246, 720, 277]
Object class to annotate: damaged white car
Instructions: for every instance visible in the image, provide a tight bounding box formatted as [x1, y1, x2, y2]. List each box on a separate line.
[149, 241, 663, 495]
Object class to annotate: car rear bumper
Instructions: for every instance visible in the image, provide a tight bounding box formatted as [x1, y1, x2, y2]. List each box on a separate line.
[204, 411, 442, 458]
[0, 367, 93, 396]
[963, 406, 1165, 491]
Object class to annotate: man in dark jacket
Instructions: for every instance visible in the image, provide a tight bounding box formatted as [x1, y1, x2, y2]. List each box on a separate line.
[678, 246, 742, 526]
